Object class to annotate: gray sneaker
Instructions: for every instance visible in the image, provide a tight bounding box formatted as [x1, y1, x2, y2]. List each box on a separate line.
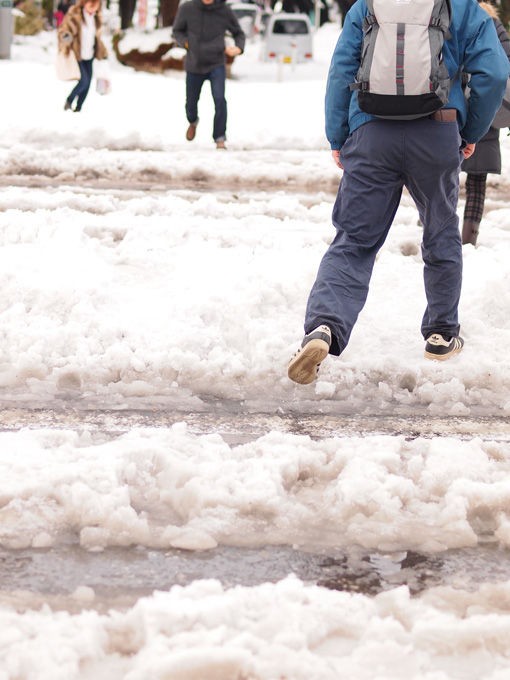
[288, 325, 332, 385]
[424, 333, 464, 360]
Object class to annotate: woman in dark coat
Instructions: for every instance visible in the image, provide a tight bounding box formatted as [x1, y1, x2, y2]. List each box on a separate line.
[461, 1, 510, 245]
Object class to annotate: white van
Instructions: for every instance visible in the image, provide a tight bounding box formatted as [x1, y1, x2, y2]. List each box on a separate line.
[262, 12, 313, 64]
[229, 3, 262, 40]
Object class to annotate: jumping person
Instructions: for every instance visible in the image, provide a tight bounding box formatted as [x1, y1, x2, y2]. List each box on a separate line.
[288, 0, 509, 385]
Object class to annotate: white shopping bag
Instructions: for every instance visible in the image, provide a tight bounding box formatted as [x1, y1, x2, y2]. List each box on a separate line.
[95, 60, 112, 95]
[55, 50, 80, 81]
[96, 77, 111, 95]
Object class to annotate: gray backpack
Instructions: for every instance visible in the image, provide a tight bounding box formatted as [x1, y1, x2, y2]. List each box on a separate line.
[352, 0, 452, 120]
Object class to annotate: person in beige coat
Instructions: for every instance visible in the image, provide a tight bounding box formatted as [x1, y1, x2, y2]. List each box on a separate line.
[58, 0, 108, 112]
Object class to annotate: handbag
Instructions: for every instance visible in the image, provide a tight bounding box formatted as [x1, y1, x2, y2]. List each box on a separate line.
[491, 79, 510, 129]
[55, 50, 80, 81]
[95, 59, 112, 95]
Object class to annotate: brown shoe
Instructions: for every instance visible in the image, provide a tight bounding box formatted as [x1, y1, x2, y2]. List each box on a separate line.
[216, 140, 227, 150]
[186, 122, 197, 141]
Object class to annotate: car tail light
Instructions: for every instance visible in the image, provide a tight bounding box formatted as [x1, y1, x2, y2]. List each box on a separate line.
[305, 53, 312, 59]
[268, 52, 276, 59]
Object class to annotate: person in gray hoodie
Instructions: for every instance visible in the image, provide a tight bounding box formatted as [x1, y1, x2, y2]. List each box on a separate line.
[173, 0, 246, 149]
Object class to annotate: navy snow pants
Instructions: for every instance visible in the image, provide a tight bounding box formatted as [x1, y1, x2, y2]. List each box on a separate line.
[305, 118, 464, 356]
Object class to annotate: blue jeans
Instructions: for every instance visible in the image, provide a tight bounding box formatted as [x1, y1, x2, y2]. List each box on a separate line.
[67, 59, 93, 111]
[305, 118, 464, 355]
[186, 66, 227, 142]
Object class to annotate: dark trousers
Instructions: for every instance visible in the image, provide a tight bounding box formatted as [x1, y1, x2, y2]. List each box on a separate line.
[305, 118, 464, 355]
[186, 66, 227, 142]
[67, 59, 94, 111]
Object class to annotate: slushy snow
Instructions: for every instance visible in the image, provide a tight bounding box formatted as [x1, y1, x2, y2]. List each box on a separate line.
[0, 18, 510, 680]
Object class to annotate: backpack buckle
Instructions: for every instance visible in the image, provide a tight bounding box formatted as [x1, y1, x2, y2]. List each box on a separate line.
[349, 81, 369, 92]
[363, 14, 377, 31]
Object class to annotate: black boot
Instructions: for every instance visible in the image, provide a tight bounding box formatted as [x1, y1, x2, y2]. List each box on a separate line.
[462, 219, 479, 246]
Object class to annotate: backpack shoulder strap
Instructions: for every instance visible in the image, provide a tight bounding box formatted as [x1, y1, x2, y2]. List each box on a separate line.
[430, 0, 452, 37]
[363, 0, 376, 32]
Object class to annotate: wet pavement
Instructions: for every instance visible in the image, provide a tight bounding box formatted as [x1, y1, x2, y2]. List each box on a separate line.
[0, 405, 509, 444]
[2, 543, 510, 613]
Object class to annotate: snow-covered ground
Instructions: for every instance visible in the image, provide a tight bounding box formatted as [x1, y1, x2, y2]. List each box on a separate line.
[1, 19, 510, 680]
[1, 25, 510, 415]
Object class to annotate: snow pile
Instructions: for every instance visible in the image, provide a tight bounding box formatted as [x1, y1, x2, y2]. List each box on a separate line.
[0, 183, 508, 414]
[1, 426, 509, 552]
[4, 578, 510, 680]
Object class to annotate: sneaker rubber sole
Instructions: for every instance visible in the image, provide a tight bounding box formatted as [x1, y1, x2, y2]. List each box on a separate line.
[287, 338, 330, 385]
[424, 336, 464, 361]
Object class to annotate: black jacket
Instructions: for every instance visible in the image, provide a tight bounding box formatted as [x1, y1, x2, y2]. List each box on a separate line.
[462, 16, 510, 175]
[173, 0, 246, 74]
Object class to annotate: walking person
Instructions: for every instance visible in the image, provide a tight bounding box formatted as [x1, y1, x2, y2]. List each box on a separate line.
[461, 1, 510, 246]
[173, 0, 246, 150]
[58, 0, 108, 112]
[288, 0, 509, 385]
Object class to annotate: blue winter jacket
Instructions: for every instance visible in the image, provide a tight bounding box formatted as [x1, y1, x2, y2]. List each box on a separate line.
[325, 0, 510, 149]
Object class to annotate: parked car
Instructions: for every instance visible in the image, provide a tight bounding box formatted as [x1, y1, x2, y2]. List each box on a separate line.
[259, 9, 272, 36]
[262, 12, 313, 63]
[228, 2, 262, 39]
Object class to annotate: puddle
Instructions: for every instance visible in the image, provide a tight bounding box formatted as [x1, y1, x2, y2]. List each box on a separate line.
[1, 543, 510, 612]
